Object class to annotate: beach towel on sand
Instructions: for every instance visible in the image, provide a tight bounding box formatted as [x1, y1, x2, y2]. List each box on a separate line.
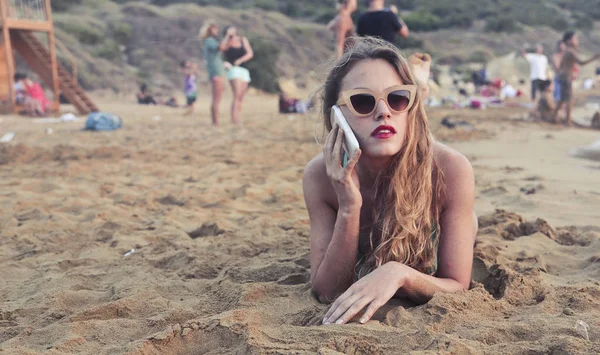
[85, 112, 122, 131]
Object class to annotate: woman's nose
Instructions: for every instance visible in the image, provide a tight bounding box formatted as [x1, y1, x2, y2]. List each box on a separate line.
[374, 99, 391, 121]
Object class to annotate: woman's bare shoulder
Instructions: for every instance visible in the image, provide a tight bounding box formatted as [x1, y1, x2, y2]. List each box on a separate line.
[303, 153, 337, 206]
[433, 142, 474, 183]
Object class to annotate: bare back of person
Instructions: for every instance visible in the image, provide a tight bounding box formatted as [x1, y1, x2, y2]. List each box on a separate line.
[559, 49, 578, 79]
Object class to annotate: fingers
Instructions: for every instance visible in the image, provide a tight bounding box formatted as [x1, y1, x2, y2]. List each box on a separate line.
[333, 296, 372, 325]
[333, 126, 344, 167]
[323, 291, 364, 325]
[359, 299, 384, 324]
[344, 148, 361, 173]
[323, 125, 338, 162]
[323, 288, 351, 323]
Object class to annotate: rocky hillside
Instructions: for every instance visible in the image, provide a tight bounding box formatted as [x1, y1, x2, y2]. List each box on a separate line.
[48, 2, 332, 95]
[44, 1, 600, 96]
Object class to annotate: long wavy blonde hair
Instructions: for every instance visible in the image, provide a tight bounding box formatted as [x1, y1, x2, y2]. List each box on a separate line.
[198, 21, 217, 40]
[320, 37, 445, 278]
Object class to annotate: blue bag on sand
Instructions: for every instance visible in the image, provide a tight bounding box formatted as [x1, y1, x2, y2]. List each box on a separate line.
[85, 112, 123, 131]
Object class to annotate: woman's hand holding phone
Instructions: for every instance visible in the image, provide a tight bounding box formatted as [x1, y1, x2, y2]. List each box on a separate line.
[324, 124, 362, 210]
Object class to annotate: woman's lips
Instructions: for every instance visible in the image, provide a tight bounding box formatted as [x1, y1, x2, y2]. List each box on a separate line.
[371, 125, 396, 139]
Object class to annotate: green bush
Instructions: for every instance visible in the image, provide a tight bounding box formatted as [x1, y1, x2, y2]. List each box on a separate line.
[485, 17, 520, 33]
[468, 50, 493, 64]
[111, 22, 132, 45]
[57, 21, 105, 45]
[244, 35, 281, 93]
[254, 0, 278, 12]
[403, 12, 441, 32]
[51, 0, 83, 11]
[94, 40, 121, 60]
[395, 36, 424, 50]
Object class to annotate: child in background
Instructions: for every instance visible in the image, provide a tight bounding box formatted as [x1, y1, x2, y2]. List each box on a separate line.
[181, 60, 198, 115]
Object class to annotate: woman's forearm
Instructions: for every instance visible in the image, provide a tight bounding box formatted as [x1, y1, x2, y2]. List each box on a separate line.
[393, 262, 466, 304]
[312, 205, 362, 303]
[235, 54, 253, 66]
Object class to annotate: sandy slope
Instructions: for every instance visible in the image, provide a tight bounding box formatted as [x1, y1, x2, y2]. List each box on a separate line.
[0, 94, 599, 354]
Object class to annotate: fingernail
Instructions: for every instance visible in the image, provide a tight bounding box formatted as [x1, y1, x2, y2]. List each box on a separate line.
[322, 318, 329, 325]
[360, 317, 367, 324]
[335, 319, 344, 325]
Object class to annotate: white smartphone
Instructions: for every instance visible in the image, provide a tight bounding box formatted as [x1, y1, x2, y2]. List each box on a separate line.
[330, 105, 360, 167]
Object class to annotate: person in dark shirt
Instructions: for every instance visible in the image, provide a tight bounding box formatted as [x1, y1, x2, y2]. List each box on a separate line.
[356, 0, 409, 44]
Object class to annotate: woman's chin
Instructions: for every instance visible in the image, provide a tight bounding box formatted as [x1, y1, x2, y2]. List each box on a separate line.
[362, 148, 401, 160]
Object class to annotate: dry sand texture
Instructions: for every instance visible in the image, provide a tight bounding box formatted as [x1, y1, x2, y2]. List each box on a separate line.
[0, 93, 599, 354]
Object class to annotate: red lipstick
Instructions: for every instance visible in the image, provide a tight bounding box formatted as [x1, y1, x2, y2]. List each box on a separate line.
[371, 125, 396, 139]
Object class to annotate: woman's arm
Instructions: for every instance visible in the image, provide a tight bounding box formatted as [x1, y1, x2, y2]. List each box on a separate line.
[233, 37, 254, 66]
[334, 18, 348, 58]
[219, 35, 231, 51]
[407, 151, 476, 300]
[304, 156, 362, 303]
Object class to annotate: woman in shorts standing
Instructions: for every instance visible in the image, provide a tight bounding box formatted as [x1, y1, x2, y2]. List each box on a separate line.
[220, 26, 254, 125]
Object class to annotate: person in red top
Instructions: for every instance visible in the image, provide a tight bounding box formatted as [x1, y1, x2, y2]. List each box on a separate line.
[22, 73, 50, 115]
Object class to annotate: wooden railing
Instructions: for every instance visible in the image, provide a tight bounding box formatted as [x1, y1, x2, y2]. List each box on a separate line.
[6, 0, 48, 22]
[54, 37, 77, 81]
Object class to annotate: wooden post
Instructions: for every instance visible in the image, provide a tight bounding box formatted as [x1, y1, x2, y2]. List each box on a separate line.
[0, 0, 15, 111]
[44, 0, 59, 113]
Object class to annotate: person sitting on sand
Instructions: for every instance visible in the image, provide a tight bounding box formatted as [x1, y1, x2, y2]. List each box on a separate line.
[327, 0, 357, 58]
[531, 79, 555, 122]
[303, 37, 477, 325]
[13, 72, 44, 116]
[137, 84, 157, 105]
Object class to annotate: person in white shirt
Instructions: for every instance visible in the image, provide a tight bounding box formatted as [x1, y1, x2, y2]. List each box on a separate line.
[521, 44, 549, 102]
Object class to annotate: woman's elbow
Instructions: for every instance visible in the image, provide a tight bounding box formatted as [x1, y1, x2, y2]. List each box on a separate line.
[311, 282, 337, 304]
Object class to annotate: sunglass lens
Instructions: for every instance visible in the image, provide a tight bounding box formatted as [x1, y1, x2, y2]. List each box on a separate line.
[349, 94, 376, 115]
[387, 90, 411, 111]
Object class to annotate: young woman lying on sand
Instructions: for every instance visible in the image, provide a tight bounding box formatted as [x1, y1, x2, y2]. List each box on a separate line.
[303, 37, 478, 325]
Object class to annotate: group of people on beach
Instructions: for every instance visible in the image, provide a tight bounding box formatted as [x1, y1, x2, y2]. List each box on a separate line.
[523, 31, 600, 126]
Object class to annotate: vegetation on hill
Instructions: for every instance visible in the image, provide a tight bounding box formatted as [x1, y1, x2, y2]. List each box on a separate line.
[53, 0, 600, 33]
[44, 0, 600, 95]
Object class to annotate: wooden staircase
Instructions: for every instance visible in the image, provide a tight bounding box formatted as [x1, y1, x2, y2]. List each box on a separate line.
[11, 30, 98, 114]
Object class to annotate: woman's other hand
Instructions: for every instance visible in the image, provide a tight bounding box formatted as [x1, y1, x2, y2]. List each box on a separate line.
[322, 262, 409, 325]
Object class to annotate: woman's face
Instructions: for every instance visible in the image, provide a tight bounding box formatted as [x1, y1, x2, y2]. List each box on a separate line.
[338, 59, 411, 158]
[559, 42, 566, 52]
[209, 25, 218, 37]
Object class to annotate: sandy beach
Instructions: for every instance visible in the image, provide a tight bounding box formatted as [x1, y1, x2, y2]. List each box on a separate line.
[0, 92, 599, 354]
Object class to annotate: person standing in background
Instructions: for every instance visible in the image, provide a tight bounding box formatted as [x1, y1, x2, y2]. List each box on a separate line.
[551, 41, 566, 102]
[520, 44, 549, 102]
[221, 26, 254, 125]
[200, 21, 226, 125]
[356, 0, 409, 44]
[552, 31, 600, 126]
[327, 0, 357, 58]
